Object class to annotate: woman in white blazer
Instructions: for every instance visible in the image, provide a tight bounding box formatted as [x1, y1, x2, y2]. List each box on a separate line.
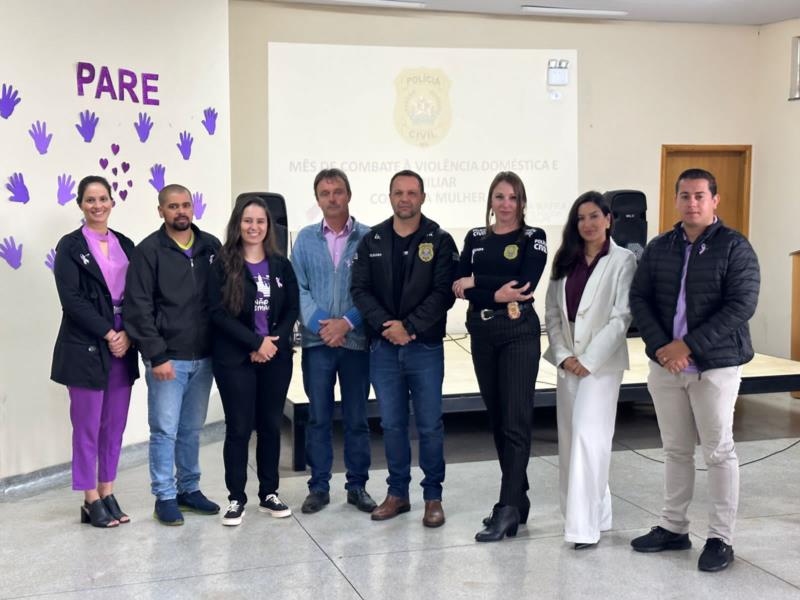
[544, 191, 636, 549]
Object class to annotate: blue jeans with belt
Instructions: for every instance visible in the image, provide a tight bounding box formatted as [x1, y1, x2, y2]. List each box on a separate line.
[369, 338, 445, 501]
[302, 345, 371, 494]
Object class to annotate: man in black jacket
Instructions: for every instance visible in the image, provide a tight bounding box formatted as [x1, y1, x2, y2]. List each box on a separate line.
[124, 184, 222, 525]
[629, 169, 760, 572]
[351, 170, 458, 527]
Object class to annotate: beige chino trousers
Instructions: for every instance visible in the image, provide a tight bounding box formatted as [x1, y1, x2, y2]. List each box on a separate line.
[647, 361, 742, 544]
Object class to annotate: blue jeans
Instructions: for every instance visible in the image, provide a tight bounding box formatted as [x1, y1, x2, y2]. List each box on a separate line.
[302, 345, 370, 493]
[370, 339, 445, 501]
[146, 358, 213, 500]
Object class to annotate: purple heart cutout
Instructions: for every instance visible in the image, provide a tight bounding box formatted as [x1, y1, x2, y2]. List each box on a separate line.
[111, 143, 120, 155]
[127, 179, 133, 188]
[119, 190, 128, 201]
[112, 182, 119, 191]
[112, 167, 118, 176]
[99, 158, 109, 170]
[121, 162, 130, 173]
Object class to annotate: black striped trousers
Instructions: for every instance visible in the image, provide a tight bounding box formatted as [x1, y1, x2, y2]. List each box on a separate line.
[467, 309, 540, 508]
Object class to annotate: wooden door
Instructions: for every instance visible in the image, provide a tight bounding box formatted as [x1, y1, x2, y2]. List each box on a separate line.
[659, 145, 752, 236]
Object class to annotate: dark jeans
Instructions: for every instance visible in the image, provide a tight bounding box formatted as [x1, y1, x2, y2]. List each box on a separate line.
[468, 310, 540, 508]
[370, 338, 445, 501]
[302, 345, 371, 493]
[214, 351, 293, 505]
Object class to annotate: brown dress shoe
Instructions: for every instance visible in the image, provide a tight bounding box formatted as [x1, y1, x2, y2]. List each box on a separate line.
[423, 500, 445, 528]
[371, 495, 411, 521]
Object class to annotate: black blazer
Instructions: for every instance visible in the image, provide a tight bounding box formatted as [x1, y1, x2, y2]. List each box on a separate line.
[51, 228, 140, 389]
[208, 253, 299, 367]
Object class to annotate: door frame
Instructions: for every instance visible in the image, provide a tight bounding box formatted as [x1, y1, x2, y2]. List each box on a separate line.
[659, 144, 752, 237]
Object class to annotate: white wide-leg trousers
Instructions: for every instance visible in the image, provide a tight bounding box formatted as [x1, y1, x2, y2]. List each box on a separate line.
[556, 369, 623, 544]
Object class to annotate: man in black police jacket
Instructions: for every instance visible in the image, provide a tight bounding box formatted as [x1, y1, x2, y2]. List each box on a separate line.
[351, 170, 458, 528]
[629, 168, 760, 572]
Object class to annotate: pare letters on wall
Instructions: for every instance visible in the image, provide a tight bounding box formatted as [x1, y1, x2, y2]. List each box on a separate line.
[76, 61, 160, 105]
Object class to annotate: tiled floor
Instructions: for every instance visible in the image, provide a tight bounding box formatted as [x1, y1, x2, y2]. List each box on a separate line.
[2, 394, 800, 599]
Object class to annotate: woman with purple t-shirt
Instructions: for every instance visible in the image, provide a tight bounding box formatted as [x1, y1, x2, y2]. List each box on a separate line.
[51, 175, 140, 528]
[208, 196, 299, 526]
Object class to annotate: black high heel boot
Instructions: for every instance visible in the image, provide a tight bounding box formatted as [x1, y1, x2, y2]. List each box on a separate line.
[102, 494, 130, 524]
[80, 499, 119, 528]
[475, 505, 520, 542]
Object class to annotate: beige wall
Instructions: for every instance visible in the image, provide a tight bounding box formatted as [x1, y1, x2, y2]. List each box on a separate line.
[231, 1, 800, 349]
[750, 19, 800, 357]
[230, 2, 760, 224]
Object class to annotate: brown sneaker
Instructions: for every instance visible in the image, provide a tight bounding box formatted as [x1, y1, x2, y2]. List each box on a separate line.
[423, 500, 445, 528]
[370, 494, 411, 521]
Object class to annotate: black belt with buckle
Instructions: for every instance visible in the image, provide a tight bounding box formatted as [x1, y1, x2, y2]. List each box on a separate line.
[470, 302, 533, 321]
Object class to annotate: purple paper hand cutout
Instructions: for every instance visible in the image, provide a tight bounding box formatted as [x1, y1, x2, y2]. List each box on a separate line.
[6, 173, 30, 204]
[0, 237, 23, 270]
[45, 248, 56, 271]
[192, 192, 207, 219]
[28, 120, 52, 155]
[57, 174, 76, 205]
[75, 110, 99, 142]
[134, 112, 154, 142]
[177, 131, 193, 160]
[149, 163, 166, 192]
[202, 108, 217, 136]
[0, 84, 21, 119]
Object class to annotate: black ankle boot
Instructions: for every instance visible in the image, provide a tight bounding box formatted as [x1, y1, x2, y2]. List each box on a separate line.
[80, 499, 118, 528]
[482, 503, 501, 527]
[475, 505, 520, 542]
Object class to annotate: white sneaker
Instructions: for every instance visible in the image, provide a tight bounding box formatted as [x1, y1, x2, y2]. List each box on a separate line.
[222, 500, 245, 526]
[258, 494, 292, 518]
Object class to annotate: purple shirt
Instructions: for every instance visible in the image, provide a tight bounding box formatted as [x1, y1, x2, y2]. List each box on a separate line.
[322, 217, 352, 268]
[81, 226, 128, 305]
[565, 238, 610, 322]
[673, 232, 698, 373]
[246, 260, 271, 336]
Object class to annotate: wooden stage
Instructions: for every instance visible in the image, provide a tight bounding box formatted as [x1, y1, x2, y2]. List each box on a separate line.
[283, 336, 800, 470]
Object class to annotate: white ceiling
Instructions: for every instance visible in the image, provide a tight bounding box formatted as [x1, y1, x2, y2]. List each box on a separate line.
[274, 0, 800, 26]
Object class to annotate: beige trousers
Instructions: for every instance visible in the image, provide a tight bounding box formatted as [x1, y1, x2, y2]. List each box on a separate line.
[647, 361, 742, 544]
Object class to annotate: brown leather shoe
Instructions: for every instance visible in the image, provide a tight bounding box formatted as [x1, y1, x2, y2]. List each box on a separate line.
[371, 495, 411, 521]
[423, 500, 445, 528]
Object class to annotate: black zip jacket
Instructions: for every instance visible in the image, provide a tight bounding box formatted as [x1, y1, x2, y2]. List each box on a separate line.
[350, 215, 458, 343]
[207, 254, 299, 367]
[629, 219, 760, 371]
[51, 228, 140, 389]
[123, 224, 221, 366]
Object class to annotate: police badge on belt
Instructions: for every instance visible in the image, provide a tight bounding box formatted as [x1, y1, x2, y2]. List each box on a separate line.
[507, 301, 521, 320]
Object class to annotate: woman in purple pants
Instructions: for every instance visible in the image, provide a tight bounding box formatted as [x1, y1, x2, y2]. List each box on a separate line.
[51, 176, 139, 528]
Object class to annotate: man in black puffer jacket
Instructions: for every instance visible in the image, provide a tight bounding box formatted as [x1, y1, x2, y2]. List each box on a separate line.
[629, 169, 759, 573]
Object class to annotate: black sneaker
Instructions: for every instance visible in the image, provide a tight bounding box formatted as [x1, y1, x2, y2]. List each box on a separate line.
[154, 498, 184, 526]
[301, 491, 330, 514]
[347, 487, 377, 513]
[221, 500, 245, 526]
[631, 526, 691, 552]
[177, 490, 220, 515]
[259, 493, 292, 518]
[698, 538, 734, 572]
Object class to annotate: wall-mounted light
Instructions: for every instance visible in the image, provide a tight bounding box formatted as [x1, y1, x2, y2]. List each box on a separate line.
[789, 36, 800, 101]
[521, 5, 628, 18]
[326, 0, 426, 8]
[547, 58, 569, 86]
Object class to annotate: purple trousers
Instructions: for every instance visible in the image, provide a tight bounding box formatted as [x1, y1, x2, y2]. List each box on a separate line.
[68, 355, 132, 490]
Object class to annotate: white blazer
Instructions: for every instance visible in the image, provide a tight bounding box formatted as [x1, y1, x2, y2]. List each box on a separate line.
[543, 240, 637, 375]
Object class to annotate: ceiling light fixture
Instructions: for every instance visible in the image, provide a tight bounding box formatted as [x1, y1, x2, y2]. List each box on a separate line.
[521, 5, 628, 18]
[326, 0, 426, 9]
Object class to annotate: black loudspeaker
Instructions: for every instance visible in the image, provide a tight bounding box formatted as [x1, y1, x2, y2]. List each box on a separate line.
[605, 189, 647, 261]
[236, 192, 289, 255]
